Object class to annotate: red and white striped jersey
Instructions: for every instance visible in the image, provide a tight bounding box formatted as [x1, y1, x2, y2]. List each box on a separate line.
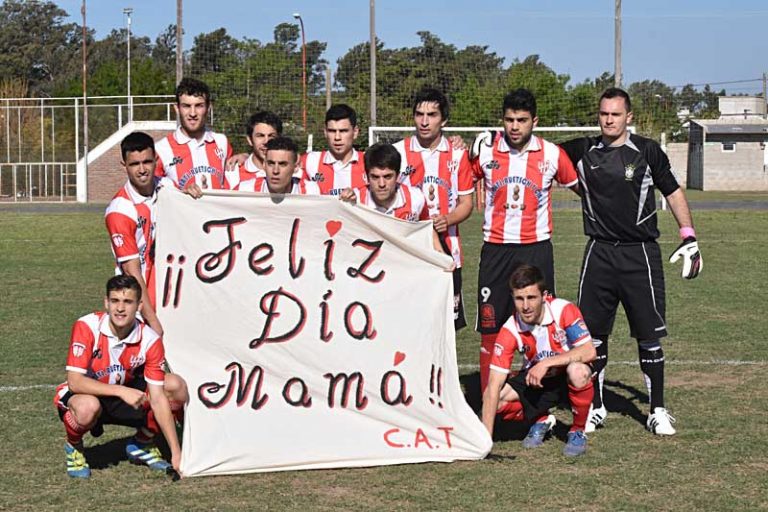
[393, 136, 473, 267]
[472, 133, 577, 244]
[154, 127, 233, 190]
[61, 312, 166, 387]
[490, 296, 592, 376]
[236, 176, 320, 195]
[356, 184, 428, 222]
[105, 180, 157, 306]
[226, 154, 265, 191]
[300, 149, 367, 196]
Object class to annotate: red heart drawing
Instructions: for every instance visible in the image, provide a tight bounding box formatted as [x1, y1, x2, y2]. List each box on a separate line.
[326, 220, 342, 237]
[394, 351, 406, 366]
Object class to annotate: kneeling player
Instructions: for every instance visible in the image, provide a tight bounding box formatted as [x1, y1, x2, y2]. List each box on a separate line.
[53, 275, 187, 478]
[481, 264, 596, 456]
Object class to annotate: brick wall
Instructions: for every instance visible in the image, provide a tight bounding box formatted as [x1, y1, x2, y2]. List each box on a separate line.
[702, 142, 768, 191]
[87, 128, 173, 202]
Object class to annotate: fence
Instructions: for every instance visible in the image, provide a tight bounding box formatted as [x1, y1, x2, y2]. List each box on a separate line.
[0, 95, 174, 201]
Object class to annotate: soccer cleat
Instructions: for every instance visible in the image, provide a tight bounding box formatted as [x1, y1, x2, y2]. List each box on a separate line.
[65, 443, 91, 479]
[125, 438, 172, 471]
[646, 407, 677, 436]
[563, 431, 588, 457]
[522, 414, 556, 448]
[585, 404, 607, 433]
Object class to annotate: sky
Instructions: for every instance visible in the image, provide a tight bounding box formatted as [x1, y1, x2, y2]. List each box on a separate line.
[54, 0, 768, 94]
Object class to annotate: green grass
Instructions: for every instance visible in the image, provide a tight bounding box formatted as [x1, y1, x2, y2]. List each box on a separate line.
[1, 203, 767, 510]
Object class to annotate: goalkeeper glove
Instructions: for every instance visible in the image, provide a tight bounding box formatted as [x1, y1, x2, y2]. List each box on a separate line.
[470, 130, 493, 160]
[669, 236, 702, 279]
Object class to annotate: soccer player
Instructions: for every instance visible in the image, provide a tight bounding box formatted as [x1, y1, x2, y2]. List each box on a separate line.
[561, 87, 702, 435]
[340, 142, 427, 222]
[53, 275, 188, 478]
[393, 88, 474, 329]
[301, 104, 367, 196]
[470, 88, 579, 392]
[226, 111, 283, 190]
[105, 131, 164, 335]
[154, 77, 233, 191]
[482, 264, 595, 457]
[237, 136, 319, 195]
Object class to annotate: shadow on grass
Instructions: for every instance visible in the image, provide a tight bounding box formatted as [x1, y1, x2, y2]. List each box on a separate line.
[602, 379, 648, 427]
[84, 435, 133, 470]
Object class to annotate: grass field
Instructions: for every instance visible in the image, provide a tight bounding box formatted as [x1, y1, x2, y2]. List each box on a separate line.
[1, 199, 767, 511]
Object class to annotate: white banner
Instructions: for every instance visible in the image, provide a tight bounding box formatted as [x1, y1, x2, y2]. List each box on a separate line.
[155, 188, 491, 476]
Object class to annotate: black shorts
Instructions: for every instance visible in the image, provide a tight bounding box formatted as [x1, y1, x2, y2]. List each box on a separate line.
[475, 240, 555, 334]
[57, 374, 149, 429]
[578, 239, 667, 340]
[453, 268, 467, 331]
[507, 370, 568, 422]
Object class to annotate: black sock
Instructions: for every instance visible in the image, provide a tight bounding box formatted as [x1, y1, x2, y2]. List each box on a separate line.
[639, 346, 665, 410]
[592, 338, 608, 408]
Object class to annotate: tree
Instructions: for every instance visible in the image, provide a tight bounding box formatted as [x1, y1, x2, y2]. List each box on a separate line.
[0, 0, 81, 94]
[190, 28, 238, 76]
[153, 24, 178, 74]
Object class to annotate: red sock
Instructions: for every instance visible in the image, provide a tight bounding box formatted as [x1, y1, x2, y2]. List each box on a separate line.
[63, 411, 89, 446]
[533, 414, 550, 424]
[480, 333, 497, 393]
[568, 380, 594, 432]
[497, 401, 525, 422]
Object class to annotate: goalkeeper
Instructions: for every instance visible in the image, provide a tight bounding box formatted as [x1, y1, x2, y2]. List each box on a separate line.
[560, 87, 702, 437]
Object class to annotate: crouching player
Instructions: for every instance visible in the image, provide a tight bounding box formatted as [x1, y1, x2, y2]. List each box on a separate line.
[481, 264, 596, 456]
[54, 275, 187, 478]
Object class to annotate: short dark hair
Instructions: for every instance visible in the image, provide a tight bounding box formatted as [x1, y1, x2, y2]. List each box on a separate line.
[412, 87, 449, 120]
[364, 143, 401, 174]
[265, 136, 299, 159]
[106, 274, 142, 301]
[600, 87, 632, 111]
[508, 264, 546, 294]
[325, 104, 358, 127]
[246, 111, 283, 137]
[175, 77, 211, 104]
[120, 132, 155, 161]
[502, 88, 537, 118]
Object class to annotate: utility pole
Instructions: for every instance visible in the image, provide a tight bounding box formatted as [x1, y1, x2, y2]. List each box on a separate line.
[81, 0, 89, 202]
[614, 0, 622, 88]
[763, 72, 767, 118]
[176, 0, 183, 85]
[369, 0, 377, 128]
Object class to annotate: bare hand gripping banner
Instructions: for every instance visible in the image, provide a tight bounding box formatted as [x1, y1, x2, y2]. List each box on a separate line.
[155, 188, 491, 476]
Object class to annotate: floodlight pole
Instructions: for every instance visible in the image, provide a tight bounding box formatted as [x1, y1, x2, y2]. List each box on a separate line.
[614, 0, 622, 87]
[176, 0, 183, 84]
[123, 7, 133, 123]
[293, 13, 307, 133]
[80, 0, 89, 202]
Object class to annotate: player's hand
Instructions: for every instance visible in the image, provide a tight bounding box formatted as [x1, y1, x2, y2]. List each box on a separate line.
[432, 215, 449, 233]
[669, 236, 702, 279]
[447, 134, 467, 150]
[339, 188, 357, 204]
[120, 387, 147, 409]
[525, 364, 549, 388]
[171, 452, 182, 474]
[183, 178, 205, 199]
[226, 153, 248, 171]
[470, 130, 493, 160]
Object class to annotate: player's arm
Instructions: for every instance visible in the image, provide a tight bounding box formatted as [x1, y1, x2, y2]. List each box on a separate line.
[665, 188, 694, 231]
[481, 370, 507, 436]
[67, 371, 146, 408]
[226, 152, 248, 171]
[526, 341, 596, 388]
[120, 258, 162, 336]
[147, 382, 182, 472]
[432, 193, 473, 233]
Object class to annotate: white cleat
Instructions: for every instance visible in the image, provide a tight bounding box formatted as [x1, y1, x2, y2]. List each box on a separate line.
[585, 404, 607, 433]
[646, 407, 677, 436]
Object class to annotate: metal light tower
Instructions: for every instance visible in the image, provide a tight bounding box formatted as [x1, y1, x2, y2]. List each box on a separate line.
[123, 7, 133, 122]
[293, 12, 307, 133]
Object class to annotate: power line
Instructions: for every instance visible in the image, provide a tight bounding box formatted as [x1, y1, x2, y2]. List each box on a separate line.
[671, 78, 762, 89]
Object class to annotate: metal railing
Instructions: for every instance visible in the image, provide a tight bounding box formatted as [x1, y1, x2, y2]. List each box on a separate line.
[0, 162, 77, 202]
